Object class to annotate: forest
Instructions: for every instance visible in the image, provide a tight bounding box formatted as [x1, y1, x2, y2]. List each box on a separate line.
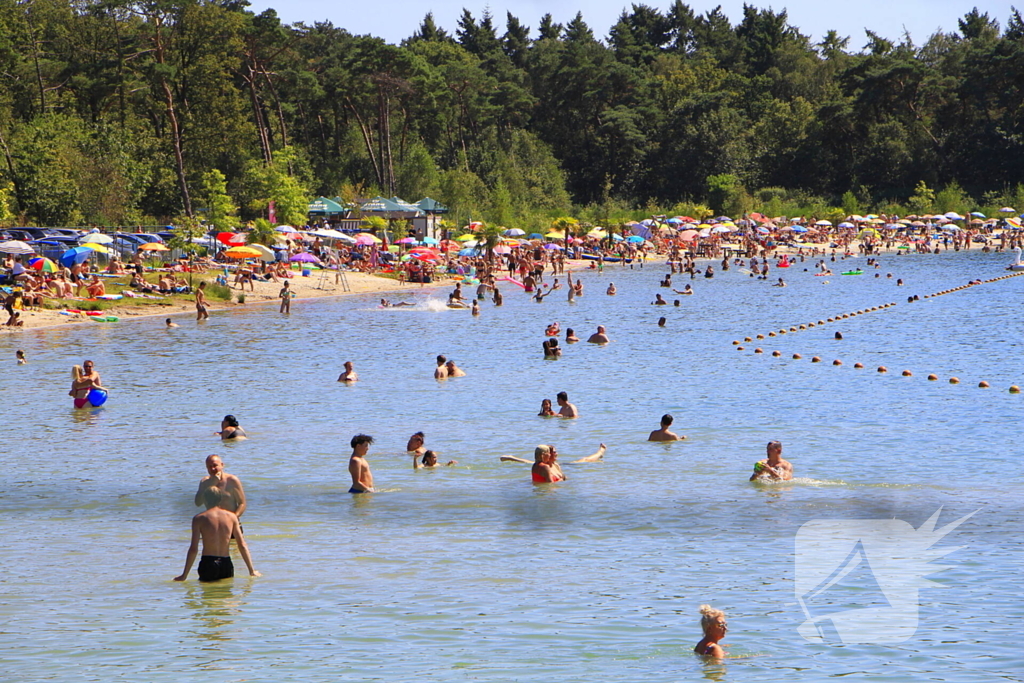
[1, 0, 1024, 229]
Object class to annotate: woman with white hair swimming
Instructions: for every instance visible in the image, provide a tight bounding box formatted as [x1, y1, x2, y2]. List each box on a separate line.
[694, 604, 727, 659]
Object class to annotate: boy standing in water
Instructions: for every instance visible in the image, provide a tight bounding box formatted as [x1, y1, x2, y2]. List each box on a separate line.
[348, 434, 375, 493]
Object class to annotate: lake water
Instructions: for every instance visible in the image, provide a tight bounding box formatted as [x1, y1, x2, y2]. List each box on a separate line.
[1, 249, 1021, 682]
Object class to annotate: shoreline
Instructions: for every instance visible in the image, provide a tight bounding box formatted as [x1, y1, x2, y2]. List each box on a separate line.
[3, 270, 452, 333]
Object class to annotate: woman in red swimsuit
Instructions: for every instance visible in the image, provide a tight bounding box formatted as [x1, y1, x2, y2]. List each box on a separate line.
[530, 445, 563, 484]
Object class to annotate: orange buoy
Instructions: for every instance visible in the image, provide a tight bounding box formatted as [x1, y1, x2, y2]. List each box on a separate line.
[792, 353, 802, 359]
[744, 337, 752, 342]
[1010, 385, 1021, 394]
[811, 356, 821, 363]
[949, 377, 960, 384]
[737, 346, 745, 351]
[877, 366, 887, 373]
[854, 362, 864, 368]
[772, 350, 781, 357]
[902, 370, 912, 377]
[927, 374, 938, 381]
[833, 359, 842, 365]
[978, 380, 990, 388]
[754, 348, 763, 354]
[733, 340, 740, 345]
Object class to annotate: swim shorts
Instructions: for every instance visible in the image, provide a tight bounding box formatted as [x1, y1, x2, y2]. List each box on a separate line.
[348, 487, 371, 494]
[197, 555, 234, 582]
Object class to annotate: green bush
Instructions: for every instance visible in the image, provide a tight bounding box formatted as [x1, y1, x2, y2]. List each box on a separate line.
[207, 283, 232, 301]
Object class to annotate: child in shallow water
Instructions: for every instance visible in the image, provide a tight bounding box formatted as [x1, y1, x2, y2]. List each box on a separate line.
[538, 399, 556, 417]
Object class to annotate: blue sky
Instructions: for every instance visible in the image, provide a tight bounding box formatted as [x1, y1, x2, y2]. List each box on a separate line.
[245, 0, 1017, 47]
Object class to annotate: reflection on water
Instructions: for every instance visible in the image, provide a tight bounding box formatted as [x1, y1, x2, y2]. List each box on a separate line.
[0, 250, 1021, 681]
[183, 578, 251, 644]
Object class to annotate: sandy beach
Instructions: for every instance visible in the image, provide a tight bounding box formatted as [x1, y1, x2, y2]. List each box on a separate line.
[2, 269, 448, 332]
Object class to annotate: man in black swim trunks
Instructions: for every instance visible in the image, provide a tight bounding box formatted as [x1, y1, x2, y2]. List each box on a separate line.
[174, 506, 259, 582]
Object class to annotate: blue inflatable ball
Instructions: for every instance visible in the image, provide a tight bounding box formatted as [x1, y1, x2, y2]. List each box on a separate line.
[88, 388, 108, 407]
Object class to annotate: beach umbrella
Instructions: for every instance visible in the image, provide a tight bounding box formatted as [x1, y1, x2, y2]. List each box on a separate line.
[438, 239, 459, 252]
[792, 226, 809, 233]
[815, 220, 833, 226]
[290, 252, 322, 265]
[838, 222, 855, 228]
[493, 245, 512, 255]
[999, 207, 1016, 213]
[679, 229, 699, 241]
[969, 219, 984, 225]
[28, 257, 58, 273]
[395, 237, 418, 245]
[139, 242, 169, 251]
[223, 246, 263, 259]
[59, 246, 95, 266]
[543, 243, 563, 250]
[587, 229, 607, 239]
[0, 240, 36, 255]
[462, 222, 484, 231]
[625, 235, 645, 243]
[248, 244, 275, 262]
[456, 248, 480, 257]
[456, 234, 477, 242]
[354, 233, 381, 245]
[971, 212, 986, 218]
[710, 226, 732, 234]
[79, 232, 114, 244]
[503, 228, 526, 237]
[944, 212, 964, 220]
[421, 237, 440, 245]
[665, 217, 682, 225]
[528, 233, 543, 239]
[458, 239, 479, 248]
[545, 231, 565, 239]
[756, 226, 770, 235]
[217, 231, 246, 246]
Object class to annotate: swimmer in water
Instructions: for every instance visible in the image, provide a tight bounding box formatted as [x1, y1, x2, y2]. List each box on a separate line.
[500, 443, 606, 465]
[337, 361, 358, 383]
[543, 339, 561, 359]
[16, 349, 26, 365]
[606, 282, 616, 295]
[217, 415, 247, 440]
[380, 298, 415, 307]
[673, 285, 693, 295]
[165, 318, 179, 328]
[653, 293, 668, 305]
[471, 300, 480, 316]
[750, 440, 793, 481]
[587, 325, 610, 344]
[434, 355, 448, 379]
[414, 450, 457, 469]
[445, 360, 466, 377]
[407, 431, 426, 455]
[774, 277, 785, 287]
[565, 328, 580, 343]
[648, 414, 683, 441]
[556, 391, 577, 418]
[694, 605, 727, 659]
[194, 454, 247, 517]
[538, 398, 556, 417]
[348, 433, 375, 493]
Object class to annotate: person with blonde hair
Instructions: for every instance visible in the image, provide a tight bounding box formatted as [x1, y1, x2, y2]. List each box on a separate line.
[694, 604, 727, 659]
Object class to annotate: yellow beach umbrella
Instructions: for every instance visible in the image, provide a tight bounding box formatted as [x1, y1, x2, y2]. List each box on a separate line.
[82, 243, 110, 254]
[139, 242, 169, 251]
[355, 232, 382, 244]
[224, 246, 263, 259]
[545, 231, 565, 239]
[456, 234, 477, 242]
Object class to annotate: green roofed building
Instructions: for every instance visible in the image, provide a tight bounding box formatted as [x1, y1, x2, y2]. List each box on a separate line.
[308, 196, 347, 215]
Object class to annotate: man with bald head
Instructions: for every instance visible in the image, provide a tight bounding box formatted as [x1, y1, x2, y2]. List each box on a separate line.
[194, 454, 247, 519]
